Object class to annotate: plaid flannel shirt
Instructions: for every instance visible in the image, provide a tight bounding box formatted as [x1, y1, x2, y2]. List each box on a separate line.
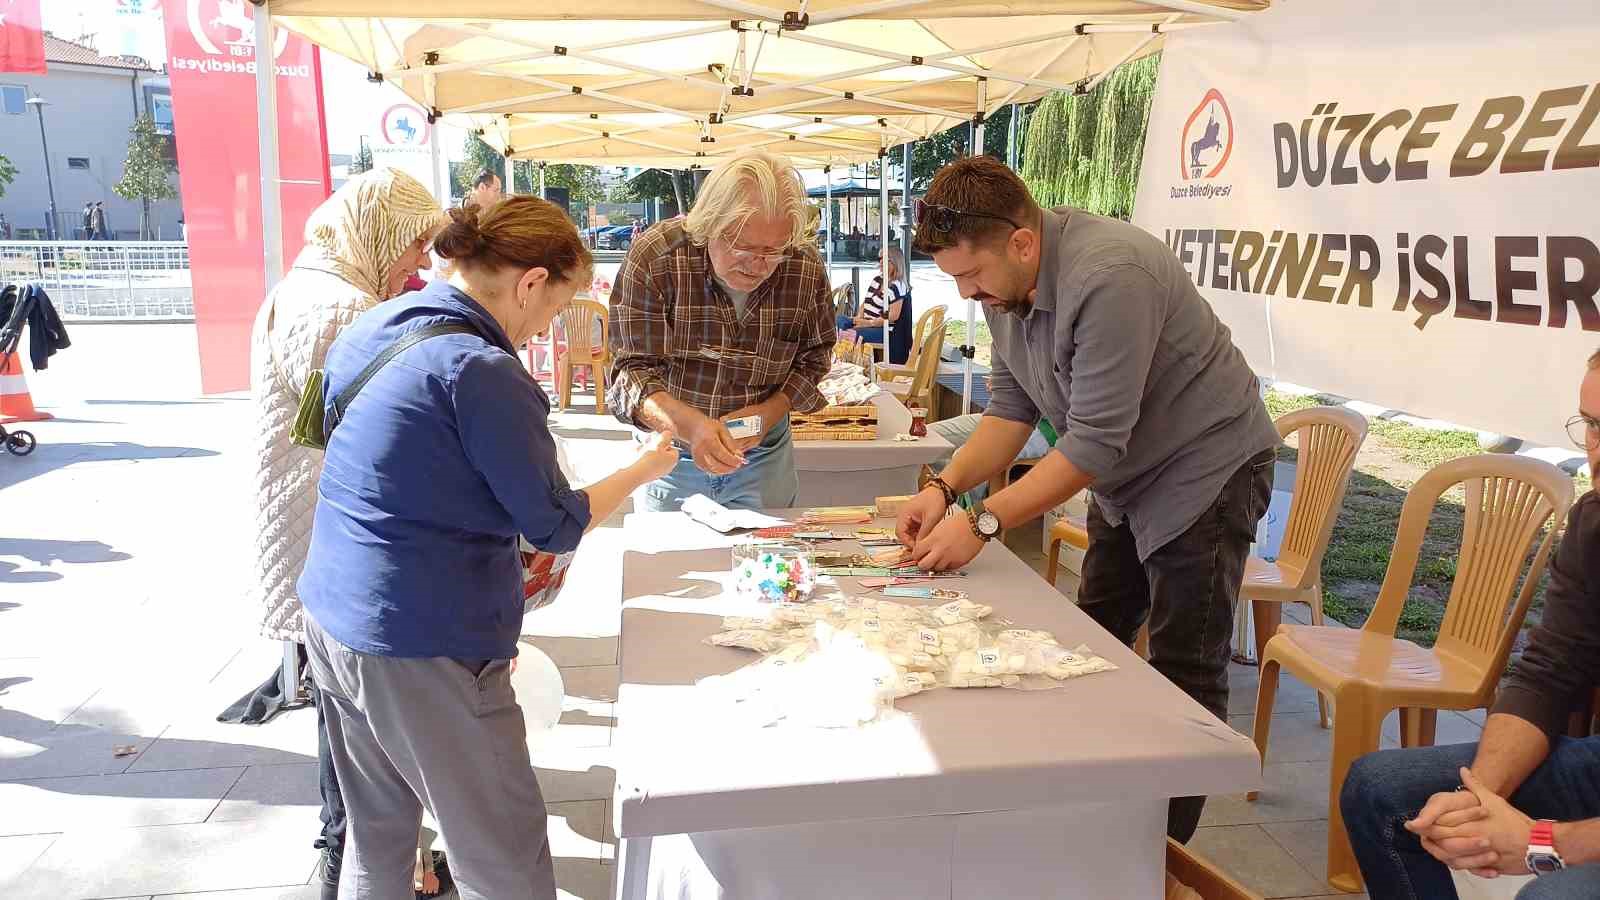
[607, 221, 836, 424]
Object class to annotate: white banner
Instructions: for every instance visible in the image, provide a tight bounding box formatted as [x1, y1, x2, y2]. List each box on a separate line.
[370, 103, 441, 202]
[1132, 0, 1600, 449]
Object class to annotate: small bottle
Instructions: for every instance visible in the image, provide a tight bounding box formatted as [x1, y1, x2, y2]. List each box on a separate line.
[909, 408, 927, 437]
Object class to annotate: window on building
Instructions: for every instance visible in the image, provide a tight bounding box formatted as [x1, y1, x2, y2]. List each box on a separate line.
[0, 85, 26, 116]
[67, 157, 91, 170]
[150, 94, 174, 135]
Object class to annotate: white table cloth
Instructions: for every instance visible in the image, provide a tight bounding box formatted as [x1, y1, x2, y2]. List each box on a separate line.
[611, 511, 1263, 899]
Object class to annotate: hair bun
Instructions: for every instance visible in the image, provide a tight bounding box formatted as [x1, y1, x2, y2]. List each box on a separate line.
[434, 206, 489, 259]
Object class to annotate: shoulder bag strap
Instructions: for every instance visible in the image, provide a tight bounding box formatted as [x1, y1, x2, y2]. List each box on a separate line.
[325, 322, 477, 435]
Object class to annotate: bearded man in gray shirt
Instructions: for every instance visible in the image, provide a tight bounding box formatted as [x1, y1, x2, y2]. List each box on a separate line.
[895, 156, 1280, 843]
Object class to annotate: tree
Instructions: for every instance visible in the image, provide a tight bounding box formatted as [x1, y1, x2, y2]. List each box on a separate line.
[907, 104, 1016, 191]
[611, 168, 692, 217]
[349, 141, 374, 176]
[0, 153, 16, 200]
[1018, 53, 1161, 221]
[512, 162, 606, 206]
[453, 132, 506, 197]
[113, 114, 178, 240]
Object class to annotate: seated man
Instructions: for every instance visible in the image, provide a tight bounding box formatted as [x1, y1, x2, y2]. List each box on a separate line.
[1341, 350, 1600, 900]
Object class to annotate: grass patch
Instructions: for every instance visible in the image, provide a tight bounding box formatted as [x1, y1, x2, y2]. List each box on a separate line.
[1264, 390, 1325, 420]
[1367, 418, 1484, 470]
[945, 319, 993, 367]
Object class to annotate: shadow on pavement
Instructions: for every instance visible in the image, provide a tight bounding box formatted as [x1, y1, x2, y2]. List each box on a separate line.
[0, 441, 219, 491]
[0, 538, 132, 568]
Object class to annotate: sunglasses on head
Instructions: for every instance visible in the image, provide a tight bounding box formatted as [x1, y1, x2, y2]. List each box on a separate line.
[914, 199, 1023, 235]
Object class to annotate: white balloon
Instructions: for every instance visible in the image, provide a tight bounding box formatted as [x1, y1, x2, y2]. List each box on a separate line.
[513, 645, 565, 733]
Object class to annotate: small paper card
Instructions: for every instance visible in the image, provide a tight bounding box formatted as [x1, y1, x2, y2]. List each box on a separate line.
[725, 415, 762, 440]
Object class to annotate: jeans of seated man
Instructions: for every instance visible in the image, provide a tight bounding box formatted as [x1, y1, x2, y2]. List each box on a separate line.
[928, 413, 1054, 505]
[1341, 738, 1600, 900]
[639, 415, 798, 512]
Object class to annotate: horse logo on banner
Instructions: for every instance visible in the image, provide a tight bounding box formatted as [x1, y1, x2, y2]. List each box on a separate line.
[1180, 88, 1235, 181]
[187, 0, 288, 59]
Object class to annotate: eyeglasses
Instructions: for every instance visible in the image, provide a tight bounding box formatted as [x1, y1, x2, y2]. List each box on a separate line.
[1568, 414, 1600, 449]
[715, 233, 788, 268]
[915, 199, 1023, 235]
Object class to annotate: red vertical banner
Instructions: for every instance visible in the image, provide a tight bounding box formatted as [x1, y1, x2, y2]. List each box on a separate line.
[0, 0, 46, 73]
[164, 2, 331, 394]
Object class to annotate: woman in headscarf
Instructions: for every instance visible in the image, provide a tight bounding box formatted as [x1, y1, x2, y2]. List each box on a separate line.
[245, 168, 447, 899]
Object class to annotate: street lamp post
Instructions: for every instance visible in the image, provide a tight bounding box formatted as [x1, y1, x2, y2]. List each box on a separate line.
[25, 96, 59, 241]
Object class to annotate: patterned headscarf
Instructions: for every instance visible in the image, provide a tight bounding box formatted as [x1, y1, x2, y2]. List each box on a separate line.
[295, 168, 446, 301]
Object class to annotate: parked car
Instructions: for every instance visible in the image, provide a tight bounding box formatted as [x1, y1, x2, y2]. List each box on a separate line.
[596, 224, 637, 251]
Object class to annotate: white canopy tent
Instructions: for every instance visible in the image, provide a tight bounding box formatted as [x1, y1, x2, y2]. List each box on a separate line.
[270, 6, 1261, 168]
[251, 0, 1265, 410]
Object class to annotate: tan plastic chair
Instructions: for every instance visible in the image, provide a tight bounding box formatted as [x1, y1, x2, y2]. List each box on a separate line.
[877, 305, 946, 382]
[556, 299, 609, 414]
[1246, 406, 1369, 727]
[1251, 453, 1573, 893]
[894, 311, 947, 413]
[830, 284, 854, 321]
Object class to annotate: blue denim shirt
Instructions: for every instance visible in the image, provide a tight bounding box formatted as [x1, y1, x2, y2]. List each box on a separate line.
[299, 280, 591, 659]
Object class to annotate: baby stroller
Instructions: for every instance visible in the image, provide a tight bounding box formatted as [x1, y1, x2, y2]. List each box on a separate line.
[0, 422, 35, 456]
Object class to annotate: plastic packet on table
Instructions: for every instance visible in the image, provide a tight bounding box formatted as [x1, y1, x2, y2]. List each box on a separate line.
[706, 627, 810, 653]
[682, 494, 788, 533]
[942, 638, 1117, 690]
[698, 623, 900, 728]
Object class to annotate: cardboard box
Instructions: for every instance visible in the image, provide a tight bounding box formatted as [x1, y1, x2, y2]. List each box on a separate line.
[874, 495, 915, 517]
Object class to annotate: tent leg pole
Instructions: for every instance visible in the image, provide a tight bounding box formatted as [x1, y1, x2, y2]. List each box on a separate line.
[253, 1, 283, 290]
[962, 80, 988, 416]
[879, 149, 890, 365]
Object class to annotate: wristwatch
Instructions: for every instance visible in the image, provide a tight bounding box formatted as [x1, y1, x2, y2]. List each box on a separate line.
[969, 509, 1002, 542]
[1527, 820, 1564, 876]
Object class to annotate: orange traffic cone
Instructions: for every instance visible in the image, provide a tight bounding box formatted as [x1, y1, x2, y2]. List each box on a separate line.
[0, 352, 52, 424]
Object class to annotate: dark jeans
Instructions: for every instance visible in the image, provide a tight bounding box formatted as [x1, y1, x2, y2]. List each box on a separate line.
[1078, 449, 1274, 842]
[314, 681, 346, 881]
[1342, 738, 1600, 900]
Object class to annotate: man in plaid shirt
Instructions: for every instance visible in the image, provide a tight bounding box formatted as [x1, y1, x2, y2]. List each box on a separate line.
[608, 150, 836, 511]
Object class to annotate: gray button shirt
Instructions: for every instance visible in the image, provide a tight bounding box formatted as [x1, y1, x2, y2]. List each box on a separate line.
[984, 208, 1279, 560]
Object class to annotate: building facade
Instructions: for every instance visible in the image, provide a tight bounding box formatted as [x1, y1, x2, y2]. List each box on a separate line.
[0, 35, 181, 241]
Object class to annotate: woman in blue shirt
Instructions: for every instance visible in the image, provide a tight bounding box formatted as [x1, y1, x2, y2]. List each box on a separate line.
[299, 197, 677, 900]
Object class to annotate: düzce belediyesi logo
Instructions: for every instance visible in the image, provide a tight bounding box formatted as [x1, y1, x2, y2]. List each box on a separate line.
[1180, 89, 1234, 181]
[382, 104, 431, 146]
[187, 0, 288, 59]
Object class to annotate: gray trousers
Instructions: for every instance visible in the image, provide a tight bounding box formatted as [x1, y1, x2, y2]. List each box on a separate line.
[305, 617, 557, 900]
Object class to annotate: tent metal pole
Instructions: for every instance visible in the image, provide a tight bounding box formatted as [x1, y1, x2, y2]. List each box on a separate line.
[504, 151, 516, 197]
[1007, 102, 1019, 170]
[539, 162, 547, 199]
[879, 146, 890, 366]
[253, 2, 283, 289]
[252, 0, 293, 701]
[963, 79, 987, 416]
[824, 165, 833, 280]
[900, 142, 912, 258]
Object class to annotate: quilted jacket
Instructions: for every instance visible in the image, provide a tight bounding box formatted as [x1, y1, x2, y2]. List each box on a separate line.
[250, 262, 379, 642]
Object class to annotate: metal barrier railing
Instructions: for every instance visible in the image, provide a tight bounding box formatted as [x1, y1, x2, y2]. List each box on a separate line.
[0, 241, 193, 319]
